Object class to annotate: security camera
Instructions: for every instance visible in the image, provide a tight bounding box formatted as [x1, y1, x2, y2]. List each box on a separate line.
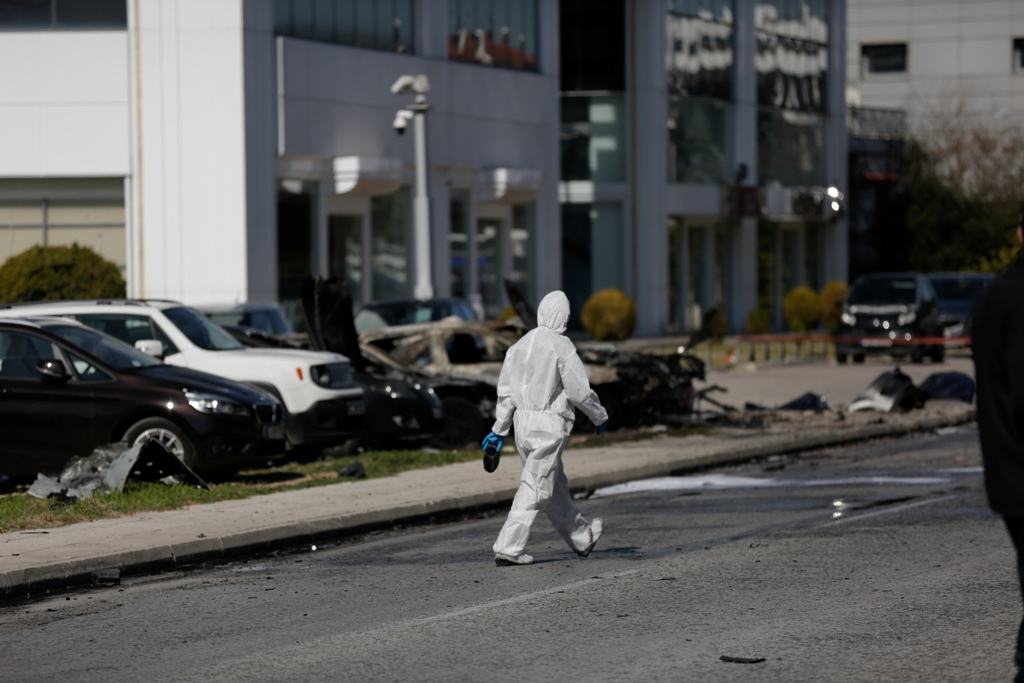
[392, 109, 413, 135]
[390, 74, 430, 96]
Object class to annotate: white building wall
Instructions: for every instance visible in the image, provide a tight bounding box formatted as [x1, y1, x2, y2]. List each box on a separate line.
[848, 0, 1024, 130]
[131, 0, 260, 303]
[0, 32, 130, 178]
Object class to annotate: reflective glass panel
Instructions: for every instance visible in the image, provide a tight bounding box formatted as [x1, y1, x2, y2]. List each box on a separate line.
[328, 215, 363, 309]
[371, 187, 411, 301]
[274, 0, 413, 53]
[757, 108, 825, 187]
[561, 94, 626, 182]
[449, 194, 468, 300]
[477, 218, 502, 318]
[510, 203, 532, 305]
[669, 96, 733, 183]
[666, 5, 733, 101]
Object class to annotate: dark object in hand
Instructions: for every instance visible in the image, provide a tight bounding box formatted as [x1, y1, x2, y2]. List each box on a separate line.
[483, 444, 500, 473]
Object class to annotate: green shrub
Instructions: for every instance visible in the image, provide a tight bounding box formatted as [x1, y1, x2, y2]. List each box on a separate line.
[708, 306, 728, 341]
[745, 308, 772, 335]
[0, 244, 125, 303]
[819, 280, 850, 335]
[782, 286, 821, 332]
[580, 288, 637, 341]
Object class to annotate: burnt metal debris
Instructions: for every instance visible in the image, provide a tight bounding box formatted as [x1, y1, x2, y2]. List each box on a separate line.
[848, 368, 975, 413]
[28, 440, 208, 501]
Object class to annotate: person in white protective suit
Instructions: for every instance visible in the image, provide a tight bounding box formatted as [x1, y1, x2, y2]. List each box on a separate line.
[482, 290, 609, 566]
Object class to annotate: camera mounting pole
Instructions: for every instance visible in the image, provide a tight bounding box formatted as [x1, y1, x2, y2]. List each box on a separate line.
[391, 74, 433, 300]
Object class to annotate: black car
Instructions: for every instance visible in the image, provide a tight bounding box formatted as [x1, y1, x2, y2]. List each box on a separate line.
[928, 272, 994, 344]
[836, 272, 945, 364]
[0, 317, 284, 477]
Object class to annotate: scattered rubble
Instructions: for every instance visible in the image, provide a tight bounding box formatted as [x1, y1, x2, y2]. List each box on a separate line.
[28, 440, 208, 501]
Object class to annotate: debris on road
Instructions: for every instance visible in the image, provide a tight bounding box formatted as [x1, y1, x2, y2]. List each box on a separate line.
[849, 368, 975, 413]
[28, 440, 208, 501]
[337, 461, 366, 478]
[720, 655, 767, 664]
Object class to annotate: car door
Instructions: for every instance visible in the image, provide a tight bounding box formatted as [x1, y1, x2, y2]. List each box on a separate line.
[0, 330, 97, 475]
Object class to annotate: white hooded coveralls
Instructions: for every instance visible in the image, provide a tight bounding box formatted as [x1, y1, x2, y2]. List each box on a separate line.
[491, 291, 608, 560]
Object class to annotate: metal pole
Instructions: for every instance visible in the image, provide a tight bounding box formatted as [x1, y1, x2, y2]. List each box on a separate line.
[412, 106, 432, 300]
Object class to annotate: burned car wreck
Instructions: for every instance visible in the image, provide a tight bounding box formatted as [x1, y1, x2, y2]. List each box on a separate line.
[296, 277, 711, 449]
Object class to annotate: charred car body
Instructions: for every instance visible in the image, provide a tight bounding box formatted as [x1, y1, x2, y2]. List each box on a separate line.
[299, 277, 708, 448]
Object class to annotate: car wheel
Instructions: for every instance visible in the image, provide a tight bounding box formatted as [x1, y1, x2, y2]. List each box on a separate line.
[124, 417, 197, 470]
[930, 346, 945, 363]
[910, 348, 925, 364]
[432, 396, 483, 451]
[852, 354, 865, 364]
[836, 353, 848, 364]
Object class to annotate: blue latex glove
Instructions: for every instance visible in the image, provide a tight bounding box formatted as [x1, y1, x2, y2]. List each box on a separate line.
[596, 421, 608, 435]
[482, 432, 504, 453]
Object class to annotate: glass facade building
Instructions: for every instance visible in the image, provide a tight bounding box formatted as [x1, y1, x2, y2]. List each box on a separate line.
[0, 0, 845, 337]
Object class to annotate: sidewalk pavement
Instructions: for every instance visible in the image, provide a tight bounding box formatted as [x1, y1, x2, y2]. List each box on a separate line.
[0, 356, 978, 599]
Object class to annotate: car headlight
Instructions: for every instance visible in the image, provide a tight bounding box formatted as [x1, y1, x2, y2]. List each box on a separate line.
[898, 311, 917, 326]
[840, 311, 856, 326]
[186, 391, 248, 416]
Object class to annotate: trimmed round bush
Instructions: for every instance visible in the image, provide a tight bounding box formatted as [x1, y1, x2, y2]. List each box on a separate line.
[745, 308, 772, 335]
[580, 288, 637, 341]
[819, 280, 850, 335]
[708, 306, 728, 340]
[0, 244, 125, 303]
[782, 286, 821, 332]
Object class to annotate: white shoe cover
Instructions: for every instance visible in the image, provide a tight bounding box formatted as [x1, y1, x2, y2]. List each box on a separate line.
[495, 552, 535, 566]
[577, 517, 603, 557]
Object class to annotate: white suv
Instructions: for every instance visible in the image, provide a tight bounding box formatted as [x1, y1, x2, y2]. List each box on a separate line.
[0, 300, 365, 452]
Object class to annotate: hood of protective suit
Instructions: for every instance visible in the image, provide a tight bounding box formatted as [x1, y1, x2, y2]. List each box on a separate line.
[536, 291, 570, 335]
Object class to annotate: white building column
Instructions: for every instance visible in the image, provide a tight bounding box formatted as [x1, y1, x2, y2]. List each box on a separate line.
[131, 0, 275, 304]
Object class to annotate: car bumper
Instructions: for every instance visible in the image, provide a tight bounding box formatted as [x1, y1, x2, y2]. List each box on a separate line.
[186, 415, 286, 472]
[362, 392, 445, 442]
[285, 396, 367, 446]
[835, 327, 932, 356]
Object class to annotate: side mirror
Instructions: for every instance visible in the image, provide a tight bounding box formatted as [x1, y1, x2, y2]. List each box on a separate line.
[37, 359, 70, 383]
[135, 339, 164, 358]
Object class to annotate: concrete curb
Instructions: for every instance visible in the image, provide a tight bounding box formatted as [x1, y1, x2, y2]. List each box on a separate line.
[0, 405, 975, 600]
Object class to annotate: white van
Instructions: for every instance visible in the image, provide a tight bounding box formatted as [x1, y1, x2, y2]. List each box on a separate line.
[0, 300, 365, 452]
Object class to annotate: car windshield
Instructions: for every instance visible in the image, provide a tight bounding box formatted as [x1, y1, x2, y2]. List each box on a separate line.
[848, 277, 917, 306]
[49, 324, 160, 370]
[930, 276, 989, 301]
[164, 307, 244, 351]
[363, 300, 474, 326]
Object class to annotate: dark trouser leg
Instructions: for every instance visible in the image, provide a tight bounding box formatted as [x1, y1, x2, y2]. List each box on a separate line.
[1003, 516, 1024, 680]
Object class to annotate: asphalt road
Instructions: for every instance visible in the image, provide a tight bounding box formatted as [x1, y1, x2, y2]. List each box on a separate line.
[0, 425, 1016, 683]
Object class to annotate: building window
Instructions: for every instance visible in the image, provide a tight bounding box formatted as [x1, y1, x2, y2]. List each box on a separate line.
[0, 178, 126, 273]
[449, 0, 538, 72]
[274, 0, 414, 53]
[561, 94, 626, 182]
[669, 96, 733, 183]
[1014, 39, 1024, 73]
[667, 0, 734, 101]
[561, 202, 625, 331]
[561, 0, 622, 89]
[861, 43, 907, 76]
[370, 187, 411, 301]
[0, 0, 127, 31]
